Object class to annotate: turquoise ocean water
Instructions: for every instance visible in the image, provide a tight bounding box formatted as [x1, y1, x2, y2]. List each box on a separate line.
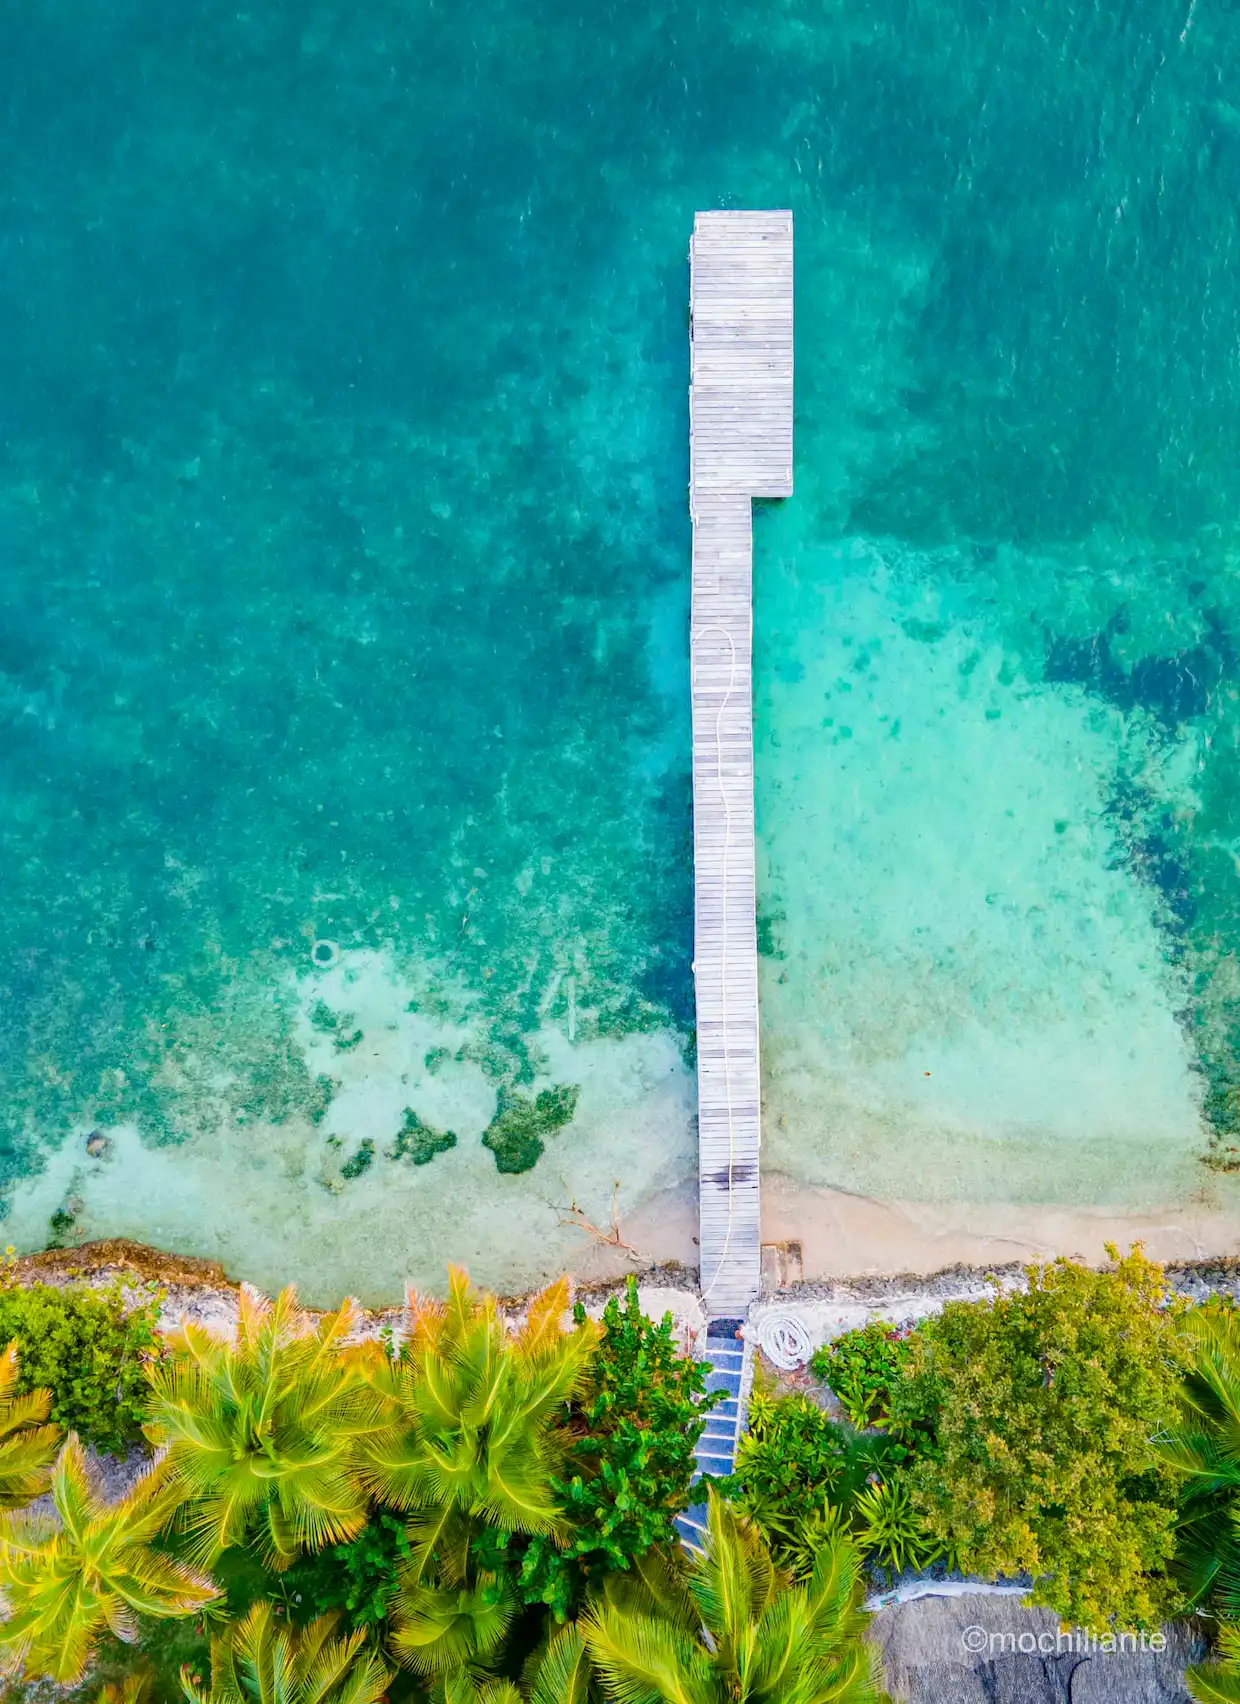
[4, 0, 1240, 1299]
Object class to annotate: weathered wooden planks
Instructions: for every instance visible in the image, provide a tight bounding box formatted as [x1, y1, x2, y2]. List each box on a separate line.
[689, 210, 792, 1317]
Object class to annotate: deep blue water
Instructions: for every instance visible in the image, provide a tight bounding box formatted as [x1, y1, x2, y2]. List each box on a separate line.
[4, 0, 1240, 1293]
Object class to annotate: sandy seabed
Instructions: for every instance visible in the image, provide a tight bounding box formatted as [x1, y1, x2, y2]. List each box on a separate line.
[4, 953, 698, 1309]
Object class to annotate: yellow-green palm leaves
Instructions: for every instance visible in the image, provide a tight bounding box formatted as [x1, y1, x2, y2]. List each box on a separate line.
[0, 1434, 219, 1684]
[580, 1492, 882, 1704]
[97, 1672, 153, 1704]
[0, 1341, 59, 1508]
[364, 1267, 597, 1578]
[1155, 1301, 1240, 1616]
[393, 1575, 519, 1677]
[180, 1600, 391, 1704]
[1188, 1621, 1240, 1703]
[525, 1625, 596, 1704]
[144, 1285, 390, 1570]
[431, 1675, 523, 1704]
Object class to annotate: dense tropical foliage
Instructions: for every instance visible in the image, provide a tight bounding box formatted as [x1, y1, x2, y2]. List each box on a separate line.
[728, 1245, 1190, 1633]
[144, 1285, 389, 1571]
[580, 1491, 882, 1704]
[0, 1265, 163, 1454]
[180, 1601, 391, 1704]
[522, 1276, 719, 1614]
[892, 1243, 1184, 1629]
[13, 1245, 1240, 1695]
[1156, 1299, 1240, 1618]
[0, 1436, 219, 1683]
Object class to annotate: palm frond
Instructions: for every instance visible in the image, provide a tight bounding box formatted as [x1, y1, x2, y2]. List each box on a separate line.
[392, 1579, 517, 1676]
[185, 1600, 392, 1704]
[300, 1618, 391, 1704]
[603, 1547, 696, 1633]
[0, 1435, 220, 1685]
[431, 1672, 523, 1704]
[689, 1494, 777, 1647]
[97, 1670, 154, 1704]
[518, 1277, 575, 1360]
[580, 1600, 714, 1704]
[527, 1624, 595, 1704]
[1188, 1637, 1240, 1704]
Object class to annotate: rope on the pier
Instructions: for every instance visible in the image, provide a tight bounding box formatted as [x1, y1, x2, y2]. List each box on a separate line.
[692, 621, 739, 1314]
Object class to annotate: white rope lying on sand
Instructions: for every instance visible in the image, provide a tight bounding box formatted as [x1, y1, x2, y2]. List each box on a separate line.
[754, 1311, 814, 1370]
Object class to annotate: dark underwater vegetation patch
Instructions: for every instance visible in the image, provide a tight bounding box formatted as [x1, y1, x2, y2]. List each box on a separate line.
[1041, 597, 1240, 1160]
[389, 1108, 457, 1167]
[340, 1138, 375, 1181]
[482, 1084, 581, 1175]
[1043, 604, 1234, 732]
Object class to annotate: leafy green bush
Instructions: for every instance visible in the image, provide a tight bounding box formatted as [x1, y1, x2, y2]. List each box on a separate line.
[0, 1270, 163, 1455]
[726, 1387, 924, 1576]
[282, 1510, 412, 1627]
[517, 1277, 716, 1615]
[811, 1320, 914, 1429]
[852, 1478, 932, 1574]
[893, 1244, 1183, 1631]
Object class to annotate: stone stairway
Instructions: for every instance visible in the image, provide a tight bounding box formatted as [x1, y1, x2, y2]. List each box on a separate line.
[674, 1317, 748, 1554]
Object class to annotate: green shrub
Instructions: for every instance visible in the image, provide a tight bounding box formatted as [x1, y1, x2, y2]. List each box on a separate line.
[516, 1276, 716, 1615]
[0, 1270, 163, 1455]
[893, 1244, 1182, 1631]
[852, 1478, 931, 1574]
[726, 1387, 923, 1576]
[811, 1319, 914, 1430]
[282, 1510, 412, 1628]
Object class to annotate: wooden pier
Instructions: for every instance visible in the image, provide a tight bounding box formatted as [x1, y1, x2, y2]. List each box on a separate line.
[689, 210, 793, 1317]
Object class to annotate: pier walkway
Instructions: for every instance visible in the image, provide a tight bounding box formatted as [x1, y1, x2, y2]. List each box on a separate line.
[689, 209, 793, 1318]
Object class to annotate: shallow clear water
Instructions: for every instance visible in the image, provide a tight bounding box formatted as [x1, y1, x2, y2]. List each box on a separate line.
[3, 0, 1240, 1299]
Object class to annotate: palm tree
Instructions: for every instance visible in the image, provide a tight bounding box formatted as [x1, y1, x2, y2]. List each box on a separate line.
[0, 1434, 220, 1684]
[578, 1491, 883, 1704]
[1188, 1621, 1240, 1703]
[0, 1341, 60, 1507]
[369, 1268, 596, 1676]
[180, 1599, 391, 1704]
[429, 1625, 590, 1704]
[365, 1268, 597, 1568]
[1155, 1302, 1240, 1614]
[144, 1284, 391, 1570]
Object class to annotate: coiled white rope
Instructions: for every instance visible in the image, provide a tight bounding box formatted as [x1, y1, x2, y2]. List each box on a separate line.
[754, 1311, 814, 1371]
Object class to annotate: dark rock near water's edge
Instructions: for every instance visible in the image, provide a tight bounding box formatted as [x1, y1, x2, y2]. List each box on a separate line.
[871, 1593, 1204, 1704]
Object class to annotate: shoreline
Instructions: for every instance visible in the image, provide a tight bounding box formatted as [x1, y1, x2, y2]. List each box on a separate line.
[18, 1229, 1240, 1334]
